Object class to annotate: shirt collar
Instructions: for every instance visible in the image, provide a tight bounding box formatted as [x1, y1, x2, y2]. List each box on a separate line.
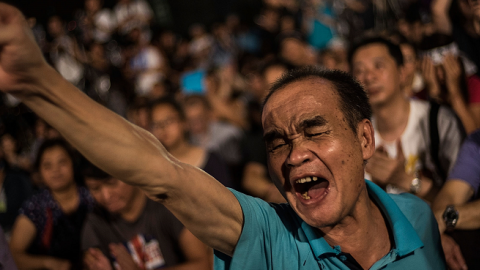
[299, 180, 424, 259]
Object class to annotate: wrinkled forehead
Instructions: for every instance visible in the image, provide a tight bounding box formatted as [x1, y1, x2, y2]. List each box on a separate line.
[262, 78, 338, 127]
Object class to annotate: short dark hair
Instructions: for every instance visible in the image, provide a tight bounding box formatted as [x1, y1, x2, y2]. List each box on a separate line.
[263, 67, 372, 133]
[150, 97, 186, 121]
[34, 139, 76, 171]
[183, 94, 212, 111]
[81, 158, 111, 181]
[348, 37, 404, 67]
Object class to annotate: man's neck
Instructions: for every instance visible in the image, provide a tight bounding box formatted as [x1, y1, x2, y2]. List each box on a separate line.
[373, 96, 410, 142]
[120, 188, 147, 222]
[321, 190, 392, 269]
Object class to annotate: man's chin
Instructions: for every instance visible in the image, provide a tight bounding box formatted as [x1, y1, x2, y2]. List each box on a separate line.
[105, 205, 124, 214]
[292, 204, 340, 229]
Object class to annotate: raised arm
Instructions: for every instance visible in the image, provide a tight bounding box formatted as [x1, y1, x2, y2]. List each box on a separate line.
[431, 0, 453, 34]
[0, 3, 242, 256]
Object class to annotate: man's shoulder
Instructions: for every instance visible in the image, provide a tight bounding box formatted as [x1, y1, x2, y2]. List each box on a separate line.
[228, 188, 296, 226]
[388, 192, 433, 223]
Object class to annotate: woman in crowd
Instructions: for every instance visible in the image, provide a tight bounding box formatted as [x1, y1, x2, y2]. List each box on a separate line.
[9, 139, 94, 270]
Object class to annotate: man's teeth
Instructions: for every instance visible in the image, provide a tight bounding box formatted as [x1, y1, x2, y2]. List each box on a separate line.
[302, 192, 311, 200]
[295, 176, 318, 184]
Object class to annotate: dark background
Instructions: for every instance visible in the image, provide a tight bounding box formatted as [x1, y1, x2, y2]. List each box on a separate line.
[6, 0, 263, 36]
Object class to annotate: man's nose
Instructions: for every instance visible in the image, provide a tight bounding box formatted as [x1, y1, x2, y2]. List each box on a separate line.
[286, 142, 312, 167]
[100, 187, 112, 201]
[363, 68, 376, 84]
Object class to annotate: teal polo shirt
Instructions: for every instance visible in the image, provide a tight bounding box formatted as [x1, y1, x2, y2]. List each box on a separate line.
[214, 180, 446, 270]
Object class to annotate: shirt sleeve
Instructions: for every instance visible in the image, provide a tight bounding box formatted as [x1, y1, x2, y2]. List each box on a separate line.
[448, 131, 480, 197]
[437, 106, 465, 179]
[214, 189, 290, 270]
[81, 215, 102, 252]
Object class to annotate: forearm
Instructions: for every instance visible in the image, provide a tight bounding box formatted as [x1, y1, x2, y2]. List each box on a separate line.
[431, 0, 453, 34]
[449, 93, 478, 134]
[16, 65, 173, 192]
[455, 200, 480, 230]
[475, 20, 480, 35]
[11, 252, 55, 270]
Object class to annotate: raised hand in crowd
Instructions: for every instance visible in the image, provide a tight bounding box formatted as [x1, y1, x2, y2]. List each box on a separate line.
[442, 54, 462, 98]
[420, 57, 441, 100]
[470, 0, 480, 34]
[442, 54, 478, 133]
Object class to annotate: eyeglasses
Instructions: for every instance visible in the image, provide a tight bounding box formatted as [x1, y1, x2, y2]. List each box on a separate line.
[151, 117, 180, 130]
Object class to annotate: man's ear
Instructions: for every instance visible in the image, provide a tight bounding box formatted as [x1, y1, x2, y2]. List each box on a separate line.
[357, 119, 375, 161]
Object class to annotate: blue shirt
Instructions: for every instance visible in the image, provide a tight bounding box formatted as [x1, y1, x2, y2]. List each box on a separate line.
[214, 181, 446, 270]
[448, 129, 480, 199]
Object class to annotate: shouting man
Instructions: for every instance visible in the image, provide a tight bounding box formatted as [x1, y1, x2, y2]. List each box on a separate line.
[0, 4, 445, 270]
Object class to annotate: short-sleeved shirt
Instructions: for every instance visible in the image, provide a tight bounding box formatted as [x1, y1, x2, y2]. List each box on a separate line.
[445, 129, 480, 269]
[448, 129, 480, 198]
[369, 99, 464, 187]
[214, 181, 446, 270]
[82, 199, 185, 269]
[19, 187, 94, 268]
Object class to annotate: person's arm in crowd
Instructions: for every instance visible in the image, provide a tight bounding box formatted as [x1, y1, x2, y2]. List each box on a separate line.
[432, 180, 480, 233]
[472, 0, 480, 34]
[431, 0, 453, 34]
[242, 162, 286, 203]
[0, 3, 242, 256]
[442, 54, 478, 134]
[9, 215, 71, 270]
[432, 180, 472, 270]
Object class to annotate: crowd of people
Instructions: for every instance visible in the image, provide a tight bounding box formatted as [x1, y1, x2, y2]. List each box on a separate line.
[0, 0, 480, 269]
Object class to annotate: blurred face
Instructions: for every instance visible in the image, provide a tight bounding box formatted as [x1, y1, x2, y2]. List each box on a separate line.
[264, 65, 287, 86]
[85, 178, 136, 213]
[150, 104, 185, 150]
[89, 44, 105, 61]
[262, 78, 374, 228]
[281, 39, 305, 66]
[185, 103, 210, 135]
[40, 146, 75, 191]
[400, 44, 417, 84]
[85, 0, 101, 12]
[1, 134, 16, 154]
[48, 17, 64, 37]
[352, 43, 404, 107]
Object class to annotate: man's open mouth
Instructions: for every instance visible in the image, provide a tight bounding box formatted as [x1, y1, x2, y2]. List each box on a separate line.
[294, 176, 329, 201]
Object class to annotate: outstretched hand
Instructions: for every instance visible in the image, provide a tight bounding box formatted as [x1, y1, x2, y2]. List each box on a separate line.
[0, 3, 49, 95]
